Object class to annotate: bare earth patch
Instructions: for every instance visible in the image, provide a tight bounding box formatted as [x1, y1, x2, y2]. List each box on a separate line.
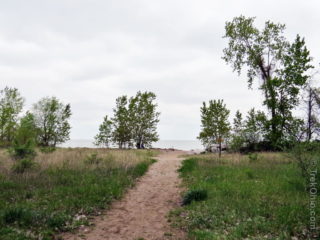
[63, 150, 186, 240]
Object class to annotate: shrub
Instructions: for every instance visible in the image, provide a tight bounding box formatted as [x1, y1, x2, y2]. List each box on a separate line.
[248, 153, 258, 162]
[84, 153, 102, 165]
[11, 159, 35, 174]
[10, 140, 36, 159]
[290, 142, 320, 188]
[10, 112, 37, 159]
[182, 189, 208, 206]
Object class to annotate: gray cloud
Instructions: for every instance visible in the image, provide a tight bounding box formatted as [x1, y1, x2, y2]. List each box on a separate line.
[1, 0, 319, 140]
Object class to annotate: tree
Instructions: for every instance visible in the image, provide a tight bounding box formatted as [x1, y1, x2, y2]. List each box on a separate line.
[304, 86, 320, 141]
[32, 97, 71, 147]
[111, 96, 132, 149]
[229, 110, 245, 152]
[0, 87, 24, 146]
[128, 91, 160, 149]
[198, 99, 231, 157]
[11, 112, 37, 159]
[94, 115, 113, 147]
[243, 108, 267, 150]
[223, 16, 313, 149]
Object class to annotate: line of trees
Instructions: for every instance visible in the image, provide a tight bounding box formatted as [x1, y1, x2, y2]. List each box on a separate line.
[0, 87, 72, 157]
[199, 16, 320, 154]
[94, 91, 160, 149]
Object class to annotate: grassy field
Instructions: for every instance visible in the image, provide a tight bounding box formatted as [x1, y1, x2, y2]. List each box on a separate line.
[171, 152, 320, 240]
[0, 148, 157, 240]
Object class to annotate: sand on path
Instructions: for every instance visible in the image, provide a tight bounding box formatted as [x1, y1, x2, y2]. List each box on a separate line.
[63, 150, 186, 240]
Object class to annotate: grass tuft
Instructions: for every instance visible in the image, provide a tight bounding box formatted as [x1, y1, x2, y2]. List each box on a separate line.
[182, 189, 208, 206]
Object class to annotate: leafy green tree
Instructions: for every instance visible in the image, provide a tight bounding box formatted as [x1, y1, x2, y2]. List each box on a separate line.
[11, 112, 37, 159]
[128, 91, 160, 149]
[223, 16, 313, 148]
[32, 97, 71, 147]
[198, 99, 231, 157]
[229, 110, 245, 152]
[243, 108, 267, 150]
[94, 115, 113, 147]
[111, 96, 132, 148]
[0, 87, 24, 146]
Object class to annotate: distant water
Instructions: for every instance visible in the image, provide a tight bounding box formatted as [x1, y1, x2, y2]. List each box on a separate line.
[59, 139, 203, 151]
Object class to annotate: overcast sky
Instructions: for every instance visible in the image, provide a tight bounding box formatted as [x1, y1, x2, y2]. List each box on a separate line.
[1, 0, 319, 140]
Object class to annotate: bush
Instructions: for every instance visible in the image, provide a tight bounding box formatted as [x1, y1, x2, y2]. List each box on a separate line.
[248, 153, 258, 162]
[10, 140, 36, 160]
[84, 153, 102, 165]
[182, 189, 208, 206]
[290, 142, 320, 188]
[11, 159, 35, 174]
[10, 112, 37, 159]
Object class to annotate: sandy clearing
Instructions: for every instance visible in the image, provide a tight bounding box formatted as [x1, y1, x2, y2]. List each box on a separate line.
[63, 150, 186, 240]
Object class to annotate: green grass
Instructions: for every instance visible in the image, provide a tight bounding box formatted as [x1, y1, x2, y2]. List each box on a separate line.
[171, 152, 319, 239]
[0, 148, 157, 240]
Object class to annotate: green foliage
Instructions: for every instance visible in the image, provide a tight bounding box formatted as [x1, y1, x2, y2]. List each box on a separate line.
[290, 142, 320, 187]
[178, 158, 197, 175]
[0, 87, 25, 146]
[32, 97, 71, 147]
[182, 189, 208, 206]
[248, 152, 258, 162]
[94, 115, 113, 147]
[11, 158, 35, 174]
[243, 108, 267, 149]
[128, 91, 160, 149]
[223, 16, 313, 149]
[2, 207, 33, 225]
[111, 95, 132, 148]
[198, 99, 230, 157]
[10, 112, 37, 159]
[173, 154, 318, 239]
[229, 110, 245, 152]
[98, 91, 160, 149]
[84, 153, 102, 165]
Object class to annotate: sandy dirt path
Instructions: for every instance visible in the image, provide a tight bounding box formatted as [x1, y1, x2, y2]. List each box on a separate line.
[63, 150, 186, 240]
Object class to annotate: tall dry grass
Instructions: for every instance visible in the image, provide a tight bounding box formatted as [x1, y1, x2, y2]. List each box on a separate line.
[0, 148, 158, 177]
[193, 151, 292, 168]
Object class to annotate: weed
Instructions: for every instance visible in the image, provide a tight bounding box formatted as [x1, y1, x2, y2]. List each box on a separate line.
[182, 189, 207, 205]
[245, 169, 254, 179]
[248, 152, 258, 162]
[84, 153, 102, 165]
[11, 159, 35, 174]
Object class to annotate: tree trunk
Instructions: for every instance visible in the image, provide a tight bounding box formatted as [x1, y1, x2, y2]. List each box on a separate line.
[219, 141, 222, 158]
[307, 87, 312, 141]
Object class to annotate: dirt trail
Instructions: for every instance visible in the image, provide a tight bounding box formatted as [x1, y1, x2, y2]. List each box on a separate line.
[63, 150, 186, 240]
